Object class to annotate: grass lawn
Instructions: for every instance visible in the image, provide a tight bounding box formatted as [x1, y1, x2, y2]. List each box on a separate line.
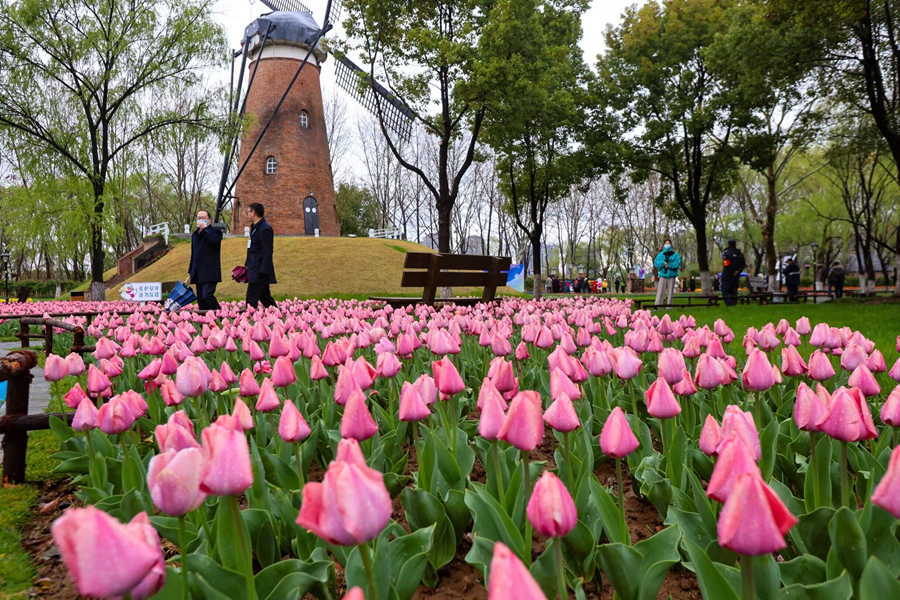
[0, 430, 60, 597]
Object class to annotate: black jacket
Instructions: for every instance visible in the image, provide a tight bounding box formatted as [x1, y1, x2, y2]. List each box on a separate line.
[188, 226, 223, 284]
[783, 262, 800, 286]
[246, 218, 277, 284]
[721, 247, 746, 281]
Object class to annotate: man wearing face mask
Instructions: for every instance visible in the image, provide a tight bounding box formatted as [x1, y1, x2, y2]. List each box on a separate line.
[653, 238, 681, 307]
[187, 209, 223, 311]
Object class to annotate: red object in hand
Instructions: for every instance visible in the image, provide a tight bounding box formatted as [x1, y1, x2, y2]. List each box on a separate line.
[231, 265, 249, 283]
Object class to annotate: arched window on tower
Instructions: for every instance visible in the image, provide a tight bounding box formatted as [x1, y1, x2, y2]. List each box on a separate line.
[300, 110, 309, 129]
[266, 156, 277, 174]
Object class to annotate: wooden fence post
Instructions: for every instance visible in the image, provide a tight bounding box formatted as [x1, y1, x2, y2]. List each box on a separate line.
[1, 350, 37, 484]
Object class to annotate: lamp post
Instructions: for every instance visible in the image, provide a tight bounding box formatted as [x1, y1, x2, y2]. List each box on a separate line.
[0, 251, 10, 305]
[810, 242, 819, 290]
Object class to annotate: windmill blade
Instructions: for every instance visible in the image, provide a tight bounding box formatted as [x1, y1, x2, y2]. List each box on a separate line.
[335, 55, 413, 141]
[328, 0, 344, 23]
[259, 0, 313, 13]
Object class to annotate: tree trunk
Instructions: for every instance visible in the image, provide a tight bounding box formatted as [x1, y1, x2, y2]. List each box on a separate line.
[437, 201, 452, 299]
[894, 227, 900, 296]
[89, 187, 106, 301]
[694, 217, 713, 296]
[532, 233, 543, 300]
[764, 167, 778, 292]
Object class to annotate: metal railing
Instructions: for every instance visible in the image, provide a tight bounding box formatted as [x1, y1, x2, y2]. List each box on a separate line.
[368, 227, 403, 240]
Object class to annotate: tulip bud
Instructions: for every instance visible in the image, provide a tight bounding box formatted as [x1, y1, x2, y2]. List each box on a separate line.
[698, 415, 721, 456]
[717, 472, 797, 555]
[340, 389, 379, 441]
[399, 381, 431, 422]
[488, 542, 547, 600]
[200, 416, 254, 495]
[147, 448, 207, 516]
[479, 385, 507, 441]
[871, 445, 900, 518]
[433, 358, 465, 396]
[256, 378, 281, 412]
[807, 350, 835, 382]
[543, 393, 580, 433]
[271, 356, 297, 388]
[498, 391, 544, 451]
[279, 400, 311, 443]
[644, 377, 681, 419]
[817, 386, 878, 442]
[63, 383, 90, 409]
[742, 349, 775, 392]
[657, 348, 686, 385]
[72, 397, 99, 432]
[599, 407, 639, 458]
[527, 471, 577, 538]
[717, 405, 761, 460]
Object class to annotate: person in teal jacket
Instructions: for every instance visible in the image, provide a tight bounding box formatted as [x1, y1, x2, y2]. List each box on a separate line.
[653, 239, 682, 306]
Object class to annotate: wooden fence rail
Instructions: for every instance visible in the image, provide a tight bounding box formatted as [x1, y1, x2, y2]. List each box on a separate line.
[16, 317, 95, 360]
[0, 350, 73, 484]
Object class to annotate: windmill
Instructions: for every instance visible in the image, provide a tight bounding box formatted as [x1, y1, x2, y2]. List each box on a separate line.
[212, 0, 415, 236]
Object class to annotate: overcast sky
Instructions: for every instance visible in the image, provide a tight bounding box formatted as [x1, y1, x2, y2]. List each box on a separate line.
[211, 0, 639, 92]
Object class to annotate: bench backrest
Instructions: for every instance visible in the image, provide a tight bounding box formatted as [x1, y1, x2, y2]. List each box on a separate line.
[747, 276, 766, 291]
[400, 252, 512, 304]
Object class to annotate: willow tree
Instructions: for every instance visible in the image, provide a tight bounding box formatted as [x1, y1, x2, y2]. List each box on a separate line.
[591, 0, 744, 296]
[0, 0, 227, 299]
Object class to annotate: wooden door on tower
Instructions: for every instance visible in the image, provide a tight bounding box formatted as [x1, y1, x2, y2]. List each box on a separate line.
[303, 196, 319, 234]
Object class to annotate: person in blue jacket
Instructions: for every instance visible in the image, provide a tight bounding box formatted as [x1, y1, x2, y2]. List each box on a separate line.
[653, 238, 681, 307]
[245, 202, 277, 308]
[187, 209, 223, 310]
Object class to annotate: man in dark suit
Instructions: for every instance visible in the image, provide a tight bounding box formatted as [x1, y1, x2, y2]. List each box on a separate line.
[245, 202, 277, 308]
[187, 209, 223, 310]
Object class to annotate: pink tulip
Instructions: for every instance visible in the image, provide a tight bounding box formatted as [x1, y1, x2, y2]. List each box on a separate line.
[155, 414, 201, 453]
[644, 377, 681, 419]
[350, 357, 377, 390]
[340, 389, 379, 441]
[807, 350, 836, 381]
[489, 358, 517, 394]
[698, 414, 722, 456]
[479, 385, 507, 441]
[515, 341, 530, 361]
[160, 351, 179, 376]
[881, 386, 900, 427]
[781, 346, 808, 377]
[279, 400, 311, 443]
[527, 471, 577, 538]
[413, 374, 438, 406]
[890, 357, 900, 383]
[334, 365, 363, 406]
[871, 446, 900, 518]
[51, 506, 163, 598]
[433, 358, 465, 396]
[239, 368, 260, 397]
[296, 438, 391, 545]
[147, 448, 207, 516]
[478, 378, 508, 411]
[219, 361, 237, 385]
[209, 369, 228, 393]
[256, 378, 281, 412]
[271, 356, 297, 388]
[232, 399, 254, 431]
[707, 435, 762, 503]
[550, 368, 581, 402]
[657, 348, 685, 385]
[795, 317, 811, 336]
[694, 353, 725, 389]
[44, 354, 68, 382]
[63, 383, 89, 409]
[809, 323, 831, 347]
[160, 379, 185, 407]
[610, 347, 642, 380]
[867, 350, 887, 373]
[269, 333, 291, 358]
[848, 364, 881, 397]
[717, 472, 797, 555]
[66, 353, 86, 376]
[309, 355, 329, 380]
[543, 393, 580, 432]
[376, 352, 402, 378]
[175, 356, 209, 398]
[72, 397, 99, 432]
[717, 405, 761, 460]
[96, 396, 137, 434]
[742, 349, 775, 392]
[582, 347, 612, 377]
[399, 381, 431, 422]
[343, 588, 365, 600]
[488, 542, 547, 600]
[200, 415, 254, 495]
[253, 360, 272, 375]
[86, 363, 111, 396]
[840, 343, 869, 372]
[794, 382, 827, 433]
[599, 407, 640, 458]
[673, 369, 697, 396]
[498, 391, 544, 451]
[817, 386, 878, 442]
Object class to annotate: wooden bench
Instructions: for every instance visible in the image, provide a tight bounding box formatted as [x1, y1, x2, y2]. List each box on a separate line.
[633, 295, 719, 311]
[742, 276, 773, 305]
[370, 252, 511, 308]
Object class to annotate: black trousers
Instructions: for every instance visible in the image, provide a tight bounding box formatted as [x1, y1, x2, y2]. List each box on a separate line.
[195, 282, 220, 311]
[247, 283, 276, 308]
[721, 278, 739, 306]
[786, 284, 798, 302]
[833, 283, 844, 299]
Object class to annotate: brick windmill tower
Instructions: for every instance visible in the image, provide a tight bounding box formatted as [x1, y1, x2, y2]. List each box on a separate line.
[213, 0, 414, 236]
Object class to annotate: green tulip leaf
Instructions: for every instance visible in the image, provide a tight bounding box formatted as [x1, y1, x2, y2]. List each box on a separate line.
[681, 536, 740, 600]
[779, 555, 827, 587]
[400, 488, 455, 570]
[828, 507, 867, 581]
[859, 556, 900, 599]
[254, 559, 330, 600]
[589, 477, 629, 545]
[185, 554, 247, 600]
[777, 572, 853, 599]
[389, 525, 434, 600]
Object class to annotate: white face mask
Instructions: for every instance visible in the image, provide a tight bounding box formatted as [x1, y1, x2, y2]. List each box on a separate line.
[664, 243, 672, 249]
[196, 219, 207, 228]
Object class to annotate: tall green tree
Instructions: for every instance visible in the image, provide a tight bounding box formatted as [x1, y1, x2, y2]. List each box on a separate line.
[474, 0, 589, 298]
[708, 1, 821, 291]
[0, 0, 226, 299]
[336, 182, 382, 237]
[591, 0, 744, 295]
[341, 0, 488, 257]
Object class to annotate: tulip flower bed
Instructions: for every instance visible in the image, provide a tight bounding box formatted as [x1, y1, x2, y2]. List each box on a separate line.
[20, 297, 900, 599]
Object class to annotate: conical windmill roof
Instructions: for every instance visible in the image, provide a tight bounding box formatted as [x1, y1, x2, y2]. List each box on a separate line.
[242, 11, 326, 61]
